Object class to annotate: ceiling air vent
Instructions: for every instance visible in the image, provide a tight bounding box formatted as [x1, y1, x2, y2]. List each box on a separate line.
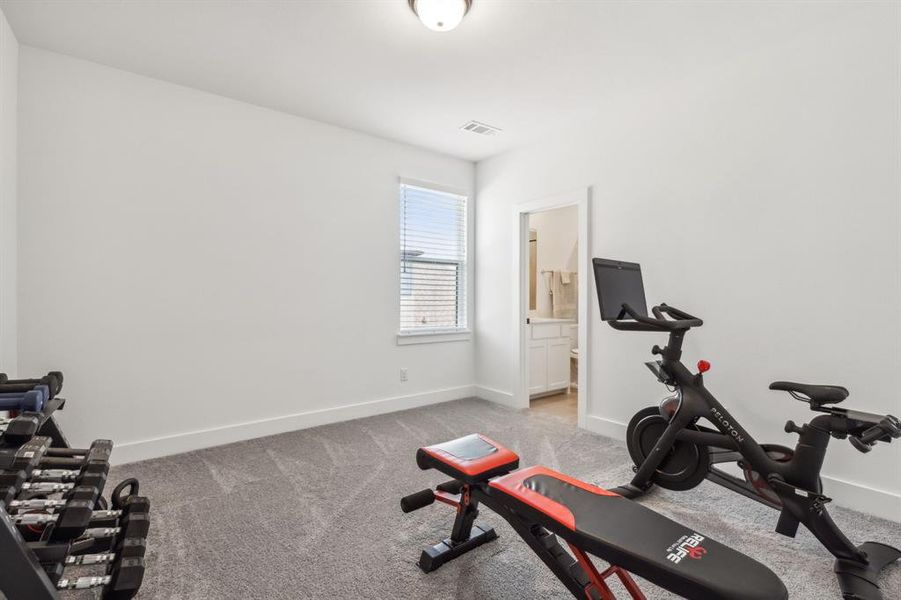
[460, 120, 502, 136]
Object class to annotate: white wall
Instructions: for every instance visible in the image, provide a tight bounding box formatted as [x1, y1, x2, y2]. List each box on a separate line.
[18, 47, 475, 462]
[476, 4, 901, 518]
[0, 8, 16, 376]
[529, 206, 578, 319]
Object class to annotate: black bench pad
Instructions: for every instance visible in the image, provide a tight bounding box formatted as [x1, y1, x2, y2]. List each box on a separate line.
[490, 466, 787, 600]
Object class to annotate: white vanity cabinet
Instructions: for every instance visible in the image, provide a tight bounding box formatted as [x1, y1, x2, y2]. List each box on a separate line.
[528, 320, 575, 396]
[528, 339, 549, 394]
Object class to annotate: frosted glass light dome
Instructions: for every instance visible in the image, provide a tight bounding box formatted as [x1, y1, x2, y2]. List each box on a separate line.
[410, 0, 472, 32]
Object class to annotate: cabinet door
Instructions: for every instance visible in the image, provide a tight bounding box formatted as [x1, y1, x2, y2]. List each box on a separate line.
[547, 338, 571, 392]
[529, 339, 548, 394]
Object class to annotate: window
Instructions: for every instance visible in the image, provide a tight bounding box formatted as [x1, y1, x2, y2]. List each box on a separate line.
[399, 182, 468, 337]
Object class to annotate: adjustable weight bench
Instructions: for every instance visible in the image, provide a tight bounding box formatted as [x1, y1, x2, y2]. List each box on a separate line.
[401, 434, 787, 600]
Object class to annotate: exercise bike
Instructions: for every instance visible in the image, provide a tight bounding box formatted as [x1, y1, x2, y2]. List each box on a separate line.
[593, 258, 901, 600]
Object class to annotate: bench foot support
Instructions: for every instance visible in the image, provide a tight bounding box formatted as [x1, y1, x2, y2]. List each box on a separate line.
[570, 543, 647, 600]
[417, 524, 497, 573]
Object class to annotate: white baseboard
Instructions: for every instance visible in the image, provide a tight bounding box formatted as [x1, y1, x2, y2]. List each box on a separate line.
[820, 474, 901, 522]
[113, 386, 900, 522]
[582, 414, 900, 522]
[112, 385, 476, 465]
[474, 385, 519, 409]
[583, 414, 628, 440]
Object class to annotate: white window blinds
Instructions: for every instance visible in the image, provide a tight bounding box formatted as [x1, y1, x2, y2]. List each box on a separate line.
[399, 183, 468, 334]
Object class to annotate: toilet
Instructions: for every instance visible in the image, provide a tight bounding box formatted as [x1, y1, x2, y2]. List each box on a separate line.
[569, 347, 578, 392]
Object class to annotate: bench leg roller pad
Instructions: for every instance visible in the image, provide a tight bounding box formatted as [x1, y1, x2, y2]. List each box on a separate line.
[418, 525, 498, 573]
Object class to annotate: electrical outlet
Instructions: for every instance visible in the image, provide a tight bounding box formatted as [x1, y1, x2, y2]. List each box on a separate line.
[400, 368, 408, 382]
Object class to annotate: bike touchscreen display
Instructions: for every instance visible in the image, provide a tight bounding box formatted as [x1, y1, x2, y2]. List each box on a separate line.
[593, 258, 648, 321]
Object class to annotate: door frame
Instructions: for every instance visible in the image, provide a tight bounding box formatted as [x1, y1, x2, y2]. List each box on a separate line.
[512, 187, 592, 428]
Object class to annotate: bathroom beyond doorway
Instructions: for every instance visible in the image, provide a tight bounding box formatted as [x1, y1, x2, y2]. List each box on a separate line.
[527, 205, 579, 423]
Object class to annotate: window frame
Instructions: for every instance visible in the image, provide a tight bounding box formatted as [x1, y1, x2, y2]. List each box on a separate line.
[396, 178, 471, 345]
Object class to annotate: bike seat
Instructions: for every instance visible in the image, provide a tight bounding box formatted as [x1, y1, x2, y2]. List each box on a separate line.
[769, 381, 849, 405]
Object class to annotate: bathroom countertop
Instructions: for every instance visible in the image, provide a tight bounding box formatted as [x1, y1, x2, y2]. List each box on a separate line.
[529, 317, 576, 324]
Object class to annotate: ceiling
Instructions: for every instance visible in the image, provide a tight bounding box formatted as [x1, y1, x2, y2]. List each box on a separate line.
[0, 1, 836, 161]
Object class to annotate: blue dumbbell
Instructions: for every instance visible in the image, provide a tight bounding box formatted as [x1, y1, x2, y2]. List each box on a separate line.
[0, 385, 50, 412]
[0, 386, 48, 404]
[0, 390, 44, 412]
[33, 385, 50, 403]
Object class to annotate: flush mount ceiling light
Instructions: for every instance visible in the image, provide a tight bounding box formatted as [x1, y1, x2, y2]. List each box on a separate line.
[408, 0, 472, 32]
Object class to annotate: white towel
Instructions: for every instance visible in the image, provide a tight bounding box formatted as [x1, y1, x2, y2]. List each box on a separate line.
[561, 271, 571, 285]
[552, 271, 577, 319]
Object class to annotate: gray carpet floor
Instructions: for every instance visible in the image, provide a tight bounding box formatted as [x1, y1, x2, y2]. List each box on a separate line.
[102, 398, 900, 599]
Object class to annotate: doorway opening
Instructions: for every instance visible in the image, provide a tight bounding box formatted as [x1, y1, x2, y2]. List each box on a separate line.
[526, 206, 579, 423]
[513, 188, 590, 429]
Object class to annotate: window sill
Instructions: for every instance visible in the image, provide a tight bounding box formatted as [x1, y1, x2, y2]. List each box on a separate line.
[396, 330, 472, 346]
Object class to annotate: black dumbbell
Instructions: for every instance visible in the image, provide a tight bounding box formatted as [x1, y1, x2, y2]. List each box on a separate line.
[74, 537, 147, 565]
[9, 487, 101, 541]
[41, 439, 114, 469]
[1, 471, 27, 506]
[12, 506, 124, 541]
[115, 537, 147, 559]
[103, 557, 145, 600]
[41, 465, 110, 540]
[0, 414, 40, 446]
[55, 556, 146, 599]
[0, 371, 64, 398]
[92, 494, 150, 528]
[84, 512, 150, 543]
[0, 436, 52, 502]
[22, 462, 109, 506]
[5, 452, 109, 536]
[0, 431, 48, 472]
[90, 494, 151, 554]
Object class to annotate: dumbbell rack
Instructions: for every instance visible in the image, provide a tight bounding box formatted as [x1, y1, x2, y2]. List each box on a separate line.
[0, 386, 149, 599]
[0, 396, 68, 444]
[30, 396, 70, 447]
[0, 503, 61, 598]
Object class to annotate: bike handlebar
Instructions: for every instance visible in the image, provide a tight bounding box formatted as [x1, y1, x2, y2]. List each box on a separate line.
[849, 415, 901, 453]
[607, 303, 703, 332]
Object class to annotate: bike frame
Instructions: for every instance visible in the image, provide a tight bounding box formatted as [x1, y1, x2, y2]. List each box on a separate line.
[628, 327, 869, 563]
[593, 263, 901, 597]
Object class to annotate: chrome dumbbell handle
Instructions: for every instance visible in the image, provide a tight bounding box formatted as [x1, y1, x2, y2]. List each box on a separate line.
[29, 469, 80, 482]
[65, 553, 116, 566]
[56, 575, 112, 590]
[83, 526, 121, 538]
[14, 510, 123, 525]
[7, 498, 68, 510]
[20, 482, 74, 493]
[13, 513, 58, 526]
